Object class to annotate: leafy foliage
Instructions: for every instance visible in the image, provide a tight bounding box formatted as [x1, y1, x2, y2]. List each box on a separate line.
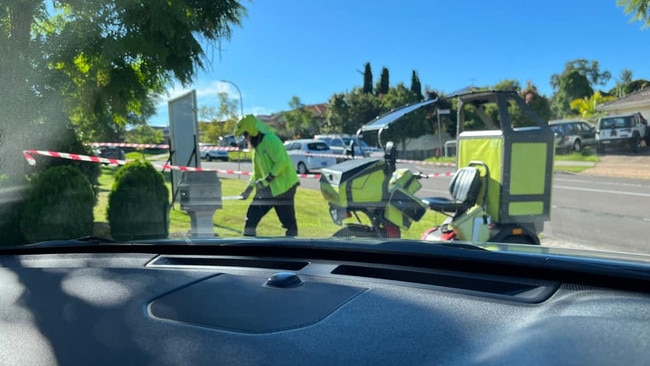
[376, 67, 390, 96]
[198, 92, 239, 143]
[618, 0, 650, 27]
[107, 160, 170, 241]
[283, 96, 316, 138]
[19, 166, 95, 243]
[551, 71, 594, 119]
[380, 83, 430, 151]
[410, 70, 423, 101]
[363, 62, 373, 94]
[570, 92, 616, 122]
[520, 81, 552, 122]
[125, 125, 164, 145]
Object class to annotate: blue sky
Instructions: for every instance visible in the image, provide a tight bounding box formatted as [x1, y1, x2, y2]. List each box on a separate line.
[149, 0, 649, 126]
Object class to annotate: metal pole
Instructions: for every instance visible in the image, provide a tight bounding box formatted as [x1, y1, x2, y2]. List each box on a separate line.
[437, 112, 442, 158]
[219, 79, 244, 179]
[219, 79, 244, 118]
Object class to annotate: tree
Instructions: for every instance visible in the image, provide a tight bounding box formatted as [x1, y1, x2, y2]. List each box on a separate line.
[493, 79, 521, 92]
[624, 79, 650, 94]
[0, 0, 247, 180]
[570, 92, 616, 121]
[550, 59, 612, 90]
[363, 62, 373, 94]
[551, 71, 594, 119]
[618, 0, 650, 27]
[376, 67, 390, 96]
[612, 68, 635, 97]
[380, 83, 429, 154]
[197, 93, 239, 143]
[410, 70, 423, 101]
[345, 88, 382, 133]
[520, 81, 552, 122]
[283, 96, 316, 138]
[324, 93, 350, 133]
[125, 125, 164, 145]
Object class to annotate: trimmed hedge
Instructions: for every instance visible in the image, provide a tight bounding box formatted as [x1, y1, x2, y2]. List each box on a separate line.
[107, 160, 169, 241]
[19, 166, 95, 243]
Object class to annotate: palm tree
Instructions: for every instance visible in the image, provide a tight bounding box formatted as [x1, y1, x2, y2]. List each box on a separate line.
[569, 92, 616, 121]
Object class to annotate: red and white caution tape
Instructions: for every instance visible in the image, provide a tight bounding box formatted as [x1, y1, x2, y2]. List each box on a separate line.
[23, 150, 127, 166]
[88, 142, 170, 149]
[88, 142, 244, 152]
[395, 158, 456, 167]
[22, 150, 321, 179]
[304, 152, 456, 167]
[90, 142, 455, 167]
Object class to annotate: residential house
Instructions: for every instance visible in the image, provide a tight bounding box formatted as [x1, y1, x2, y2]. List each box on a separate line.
[597, 87, 650, 119]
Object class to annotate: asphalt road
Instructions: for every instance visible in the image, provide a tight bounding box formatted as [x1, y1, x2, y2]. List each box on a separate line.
[203, 159, 650, 255]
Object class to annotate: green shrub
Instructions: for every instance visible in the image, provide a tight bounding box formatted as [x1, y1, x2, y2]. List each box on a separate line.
[31, 123, 102, 187]
[107, 160, 169, 241]
[19, 166, 95, 243]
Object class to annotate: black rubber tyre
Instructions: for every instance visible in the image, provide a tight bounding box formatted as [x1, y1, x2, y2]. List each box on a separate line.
[333, 225, 378, 238]
[297, 162, 308, 174]
[573, 139, 582, 152]
[207, 154, 213, 162]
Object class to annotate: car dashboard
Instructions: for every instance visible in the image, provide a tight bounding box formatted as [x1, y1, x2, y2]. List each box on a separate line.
[0, 242, 649, 366]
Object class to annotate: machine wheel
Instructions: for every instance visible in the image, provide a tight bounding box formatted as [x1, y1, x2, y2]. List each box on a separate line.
[297, 162, 308, 174]
[573, 139, 582, 152]
[333, 225, 379, 238]
[207, 154, 213, 162]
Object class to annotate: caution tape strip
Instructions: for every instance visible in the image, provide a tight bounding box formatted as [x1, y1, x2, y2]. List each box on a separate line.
[21, 150, 321, 179]
[303, 152, 456, 167]
[89, 141, 456, 167]
[88, 142, 243, 152]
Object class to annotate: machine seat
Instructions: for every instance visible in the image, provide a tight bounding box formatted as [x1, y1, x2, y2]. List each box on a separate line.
[421, 167, 482, 216]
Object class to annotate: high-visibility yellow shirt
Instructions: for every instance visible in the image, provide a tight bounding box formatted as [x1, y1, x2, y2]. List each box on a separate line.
[249, 133, 299, 196]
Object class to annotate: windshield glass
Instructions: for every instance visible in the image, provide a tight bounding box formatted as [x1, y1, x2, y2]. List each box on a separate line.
[2, 1, 650, 263]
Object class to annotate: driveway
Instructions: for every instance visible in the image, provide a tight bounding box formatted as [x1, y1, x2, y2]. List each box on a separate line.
[580, 152, 650, 180]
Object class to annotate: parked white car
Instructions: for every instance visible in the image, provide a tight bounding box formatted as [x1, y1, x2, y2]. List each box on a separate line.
[199, 143, 229, 161]
[284, 139, 337, 174]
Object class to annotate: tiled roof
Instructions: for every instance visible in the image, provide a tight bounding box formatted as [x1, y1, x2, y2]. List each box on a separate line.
[304, 103, 328, 115]
[597, 87, 650, 111]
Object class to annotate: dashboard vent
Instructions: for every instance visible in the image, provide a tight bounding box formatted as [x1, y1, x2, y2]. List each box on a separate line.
[332, 264, 557, 303]
[149, 256, 309, 271]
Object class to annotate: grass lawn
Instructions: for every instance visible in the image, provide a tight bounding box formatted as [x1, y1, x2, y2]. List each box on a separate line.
[94, 166, 444, 240]
[553, 147, 599, 162]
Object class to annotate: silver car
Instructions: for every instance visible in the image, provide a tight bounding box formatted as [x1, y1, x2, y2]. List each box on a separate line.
[549, 120, 596, 153]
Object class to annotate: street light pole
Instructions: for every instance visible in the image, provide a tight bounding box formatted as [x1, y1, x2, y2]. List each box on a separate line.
[219, 79, 244, 118]
[437, 108, 450, 157]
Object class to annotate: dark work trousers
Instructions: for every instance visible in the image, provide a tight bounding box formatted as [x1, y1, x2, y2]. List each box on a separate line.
[243, 184, 298, 237]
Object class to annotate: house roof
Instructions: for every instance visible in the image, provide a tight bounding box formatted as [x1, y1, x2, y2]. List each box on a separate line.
[597, 87, 650, 111]
[304, 103, 328, 116]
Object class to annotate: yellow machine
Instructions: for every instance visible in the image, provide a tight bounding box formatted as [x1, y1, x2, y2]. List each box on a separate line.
[320, 142, 427, 238]
[421, 90, 554, 244]
[320, 90, 554, 244]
